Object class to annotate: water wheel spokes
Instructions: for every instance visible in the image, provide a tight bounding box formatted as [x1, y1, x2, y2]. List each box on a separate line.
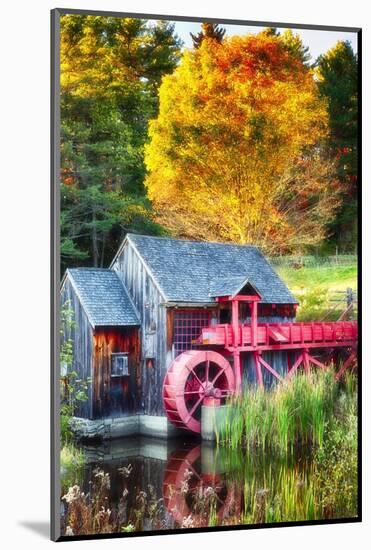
[163, 350, 235, 433]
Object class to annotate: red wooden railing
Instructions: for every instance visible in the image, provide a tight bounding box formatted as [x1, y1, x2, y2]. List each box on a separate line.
[197, 320, 357, 351]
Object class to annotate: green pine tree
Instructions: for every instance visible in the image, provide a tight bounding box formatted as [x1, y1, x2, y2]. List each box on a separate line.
[190, 22, 226, 48]
[60, 16, 183, 270]
[316, 41, 358, 250]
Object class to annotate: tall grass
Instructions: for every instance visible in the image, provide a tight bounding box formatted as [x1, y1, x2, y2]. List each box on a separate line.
[240, 465, 317, 523]
[218, 369, 341, 452]
[214, 373, 358, 524]
[61, 443, 85, 470]
[60, 443, 86, 494]
[313, 373, 358, 518]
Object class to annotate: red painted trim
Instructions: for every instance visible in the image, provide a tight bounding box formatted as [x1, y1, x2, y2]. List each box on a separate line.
[258, 355, 284, 382]
[231, 300, 239, 347]
[254, 352, 264, 387]
[216, 295, 261, 302]
[224, 341, 357, 352]
[307, 354, 326, 370]
[286, 353, 304, 379]
[233, 350, 242, 394]
[335, 350, 357, 380]
[251, 300, 258, 348]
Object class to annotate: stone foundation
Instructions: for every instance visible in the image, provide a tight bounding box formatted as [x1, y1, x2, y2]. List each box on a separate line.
[71, 404, 233, 441]
[70, 414, 184, 441]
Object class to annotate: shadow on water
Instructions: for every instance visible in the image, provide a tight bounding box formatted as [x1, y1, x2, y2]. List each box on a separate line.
[60, 435, 319, 535]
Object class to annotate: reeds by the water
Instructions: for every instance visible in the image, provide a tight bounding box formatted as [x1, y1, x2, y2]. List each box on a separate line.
[240, 465, 317, 523]
[218, 368, 346, 452]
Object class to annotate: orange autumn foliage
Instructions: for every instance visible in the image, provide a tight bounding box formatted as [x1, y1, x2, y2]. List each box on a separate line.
[145, 32, 340, 252]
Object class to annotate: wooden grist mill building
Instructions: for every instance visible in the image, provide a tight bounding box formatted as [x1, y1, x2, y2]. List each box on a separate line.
[61, 234, 358, 440]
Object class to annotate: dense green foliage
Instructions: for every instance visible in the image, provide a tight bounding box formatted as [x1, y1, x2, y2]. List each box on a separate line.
[60, 15, 182, 270]
[313, 375, 358, 518]
[61, 444, 85, 476]
[316, 41, 358, 250]
[60, 301, 90, 443]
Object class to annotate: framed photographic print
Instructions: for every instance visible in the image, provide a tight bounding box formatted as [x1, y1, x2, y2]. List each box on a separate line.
[51, 7, 361, 541]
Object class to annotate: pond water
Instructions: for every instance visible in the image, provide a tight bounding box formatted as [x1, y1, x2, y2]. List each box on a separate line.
[60, 435, 356, 536]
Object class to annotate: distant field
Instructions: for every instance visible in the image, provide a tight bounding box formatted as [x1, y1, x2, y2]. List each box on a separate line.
[276, 264, 357, 294]
[275, 263, 358, 321]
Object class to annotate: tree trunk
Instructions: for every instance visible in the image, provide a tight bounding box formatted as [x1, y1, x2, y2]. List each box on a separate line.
[92, 209, 99, 267]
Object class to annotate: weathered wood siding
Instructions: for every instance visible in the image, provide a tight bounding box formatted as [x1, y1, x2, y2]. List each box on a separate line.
[93, 327, 140, 418]
[112, 241, 168, 416]
[60, 277, 93, 419]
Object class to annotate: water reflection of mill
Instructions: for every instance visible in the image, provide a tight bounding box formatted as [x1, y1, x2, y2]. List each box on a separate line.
[61, 436, 313, 530]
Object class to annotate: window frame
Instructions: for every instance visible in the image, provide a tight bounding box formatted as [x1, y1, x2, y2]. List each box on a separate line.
[111, 352, 129, 377]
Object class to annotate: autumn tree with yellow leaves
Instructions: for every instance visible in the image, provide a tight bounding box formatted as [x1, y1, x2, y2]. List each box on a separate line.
[145, 31, 341, 253]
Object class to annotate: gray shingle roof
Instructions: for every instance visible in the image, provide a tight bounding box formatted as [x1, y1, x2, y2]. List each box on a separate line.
[127, 234, 297, 304]
[209, 275, 260, 298]
[67, 268, 140, 327]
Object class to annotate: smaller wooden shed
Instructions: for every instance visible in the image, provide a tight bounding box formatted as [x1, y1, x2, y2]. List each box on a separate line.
[60, 268, 140, 420]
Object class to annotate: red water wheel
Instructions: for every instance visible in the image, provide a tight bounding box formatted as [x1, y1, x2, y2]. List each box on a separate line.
[163, 350, 235, 433]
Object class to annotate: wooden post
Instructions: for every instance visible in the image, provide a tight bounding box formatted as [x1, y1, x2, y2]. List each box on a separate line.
[251, 300, 258, 348]
[347, 288, 354, 318]
[233, 349, 242, 394]
[303, 348, 310, 374]
[231, 299, 242, 393]
[335, 349, 357, 380]
[286, 353, 304, 379]
[231, 299, 239, 346]
[254, 351, 264, 388]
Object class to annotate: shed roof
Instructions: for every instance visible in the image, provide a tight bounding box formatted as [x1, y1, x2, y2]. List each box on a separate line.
[125, 234, 297, 305]
[67, 268, 140, 327]
[209, 275, 261, 299]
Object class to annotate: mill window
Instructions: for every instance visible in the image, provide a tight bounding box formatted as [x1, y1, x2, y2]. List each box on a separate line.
[173, 310, 211, 356]
[111, 353, 129, 377]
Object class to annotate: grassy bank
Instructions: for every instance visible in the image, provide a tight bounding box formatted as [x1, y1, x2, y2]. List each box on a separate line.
[61, 443, 85, 470]
[276, 263, 357, 320]
[277, 264, 357, 293]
